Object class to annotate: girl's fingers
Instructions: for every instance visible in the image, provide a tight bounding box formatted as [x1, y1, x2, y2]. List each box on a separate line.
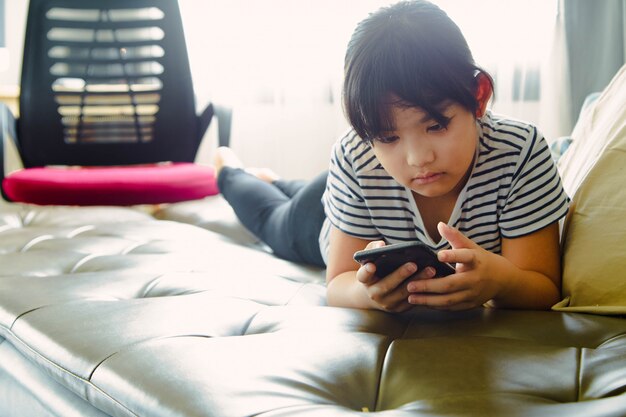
[365, 240, 386, 250]
[438, 248, 476, 265]
[356, 262, 378, 285]
[356, 241, 386, 285]
[366, 262, 420, 311]
[437, 222, 479, 250]
[407, 266, 437, 281]
[406, 273, 469, 294]
[407, 288, 473, 309]
[369, 262, 417, 292]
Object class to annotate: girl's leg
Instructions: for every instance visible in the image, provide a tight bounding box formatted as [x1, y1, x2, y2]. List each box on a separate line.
[278, 171, 328, 267]
[272, 179, 308, 198]
[218, 166, 291, 243]
[246, 166, 307, 198]
[218, 167, 327, 267]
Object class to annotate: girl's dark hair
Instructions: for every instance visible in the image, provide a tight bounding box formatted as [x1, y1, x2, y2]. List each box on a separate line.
[343, 0, 494, 141]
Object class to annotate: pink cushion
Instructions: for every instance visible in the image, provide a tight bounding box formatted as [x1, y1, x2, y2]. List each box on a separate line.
[2, 163, 219, 206]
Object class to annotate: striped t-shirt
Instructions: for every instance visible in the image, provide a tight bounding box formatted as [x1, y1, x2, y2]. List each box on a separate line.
[318, 111, 570, 265]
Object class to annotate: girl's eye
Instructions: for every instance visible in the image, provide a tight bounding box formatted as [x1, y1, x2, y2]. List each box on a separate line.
[427, 124, 445, 133]
[375, 135, 400, 144]
[426, 115, 452, 133]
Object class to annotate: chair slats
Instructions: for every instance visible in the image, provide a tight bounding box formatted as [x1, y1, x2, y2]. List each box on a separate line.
[43, 7, 168, 145]
[47, 27, 165, 43]
[55, 93, 161, 105]
[44, 18, 165, 30]
[46, 38, 164, 49]
[46, 6, 164, 23]
[50, 62, 165, 78]
[48, 45, 165, 64]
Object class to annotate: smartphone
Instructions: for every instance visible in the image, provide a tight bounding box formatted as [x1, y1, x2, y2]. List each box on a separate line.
[353, 241, 455, 278]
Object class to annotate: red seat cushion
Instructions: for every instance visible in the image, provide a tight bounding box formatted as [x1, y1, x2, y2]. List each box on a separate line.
[2, 163, 219, 206]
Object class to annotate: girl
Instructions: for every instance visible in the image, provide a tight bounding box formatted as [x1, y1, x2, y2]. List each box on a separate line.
[216, 0, 569, 312]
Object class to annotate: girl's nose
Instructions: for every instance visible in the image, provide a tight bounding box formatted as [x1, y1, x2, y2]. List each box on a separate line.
[406, 141, 435, 167]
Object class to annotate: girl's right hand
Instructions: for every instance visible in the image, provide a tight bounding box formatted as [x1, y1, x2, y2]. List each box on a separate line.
[355, 241, 429, 313]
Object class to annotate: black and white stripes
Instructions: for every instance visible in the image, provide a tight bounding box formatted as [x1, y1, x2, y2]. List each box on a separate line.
[319, 111, 569, 264]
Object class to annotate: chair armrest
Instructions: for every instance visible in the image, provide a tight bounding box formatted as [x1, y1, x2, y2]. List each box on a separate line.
[0, 102, 19, 201]
[213, 104, 232, 147]
[198, 102, 233, 148]
[198, 101, 214, 145]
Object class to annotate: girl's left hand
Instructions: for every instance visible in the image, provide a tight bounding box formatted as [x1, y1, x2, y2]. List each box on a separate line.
[406, 222, 509, 310]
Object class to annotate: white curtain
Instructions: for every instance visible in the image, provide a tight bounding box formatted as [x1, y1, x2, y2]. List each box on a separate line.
[438, 0, 559, 136]
[180, 0, 560, 178]
[539, 3, 573, 143]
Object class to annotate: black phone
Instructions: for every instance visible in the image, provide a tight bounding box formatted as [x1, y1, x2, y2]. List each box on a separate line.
[353, 241, 455, 278]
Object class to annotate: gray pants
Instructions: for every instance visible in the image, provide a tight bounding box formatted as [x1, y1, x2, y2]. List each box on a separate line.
[217, 167, 327, 267]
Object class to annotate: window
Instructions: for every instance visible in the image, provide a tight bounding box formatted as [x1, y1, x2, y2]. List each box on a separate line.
[0, 0, 7, 72]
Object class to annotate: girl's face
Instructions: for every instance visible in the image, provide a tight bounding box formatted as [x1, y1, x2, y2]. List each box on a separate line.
[371, 101, 478, 200]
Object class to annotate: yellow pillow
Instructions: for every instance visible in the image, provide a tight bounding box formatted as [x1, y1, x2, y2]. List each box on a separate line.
[553, 63, 626, 314]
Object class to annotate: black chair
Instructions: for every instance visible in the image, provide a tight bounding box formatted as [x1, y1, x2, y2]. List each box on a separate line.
[0, 0, 231, 205]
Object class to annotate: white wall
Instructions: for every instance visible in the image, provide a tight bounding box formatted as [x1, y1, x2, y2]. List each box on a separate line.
[217, 103, 348, 180]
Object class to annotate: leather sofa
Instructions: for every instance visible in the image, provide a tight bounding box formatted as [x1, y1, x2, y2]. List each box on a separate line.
[2, 70, 626, 417]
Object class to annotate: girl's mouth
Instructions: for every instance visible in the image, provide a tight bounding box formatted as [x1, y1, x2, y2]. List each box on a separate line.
[411, 172, 443, 185]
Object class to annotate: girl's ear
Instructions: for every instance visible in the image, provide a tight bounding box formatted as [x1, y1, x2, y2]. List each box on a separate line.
[475, 72, 493, 118]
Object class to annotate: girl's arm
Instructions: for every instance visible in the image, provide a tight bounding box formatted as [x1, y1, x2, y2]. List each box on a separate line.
[407, 222, 562, 310]
[326, 226, 423, 312]
[492, 221, 561, 308]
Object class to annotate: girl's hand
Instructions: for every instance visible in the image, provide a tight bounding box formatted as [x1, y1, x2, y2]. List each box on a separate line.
[356, 241, 434, 313]
[406, 222, 509, 310]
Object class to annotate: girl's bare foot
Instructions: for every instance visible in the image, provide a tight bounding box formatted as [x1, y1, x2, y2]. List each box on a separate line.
[213, 147, 281, 183]
[214, 146, 244, 176]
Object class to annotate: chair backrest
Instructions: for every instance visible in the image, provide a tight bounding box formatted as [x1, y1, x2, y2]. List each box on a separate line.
[18, 0, 202, 167]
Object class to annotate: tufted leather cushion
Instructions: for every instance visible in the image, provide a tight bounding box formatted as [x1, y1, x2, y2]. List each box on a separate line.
[1, 202, 625, 417]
